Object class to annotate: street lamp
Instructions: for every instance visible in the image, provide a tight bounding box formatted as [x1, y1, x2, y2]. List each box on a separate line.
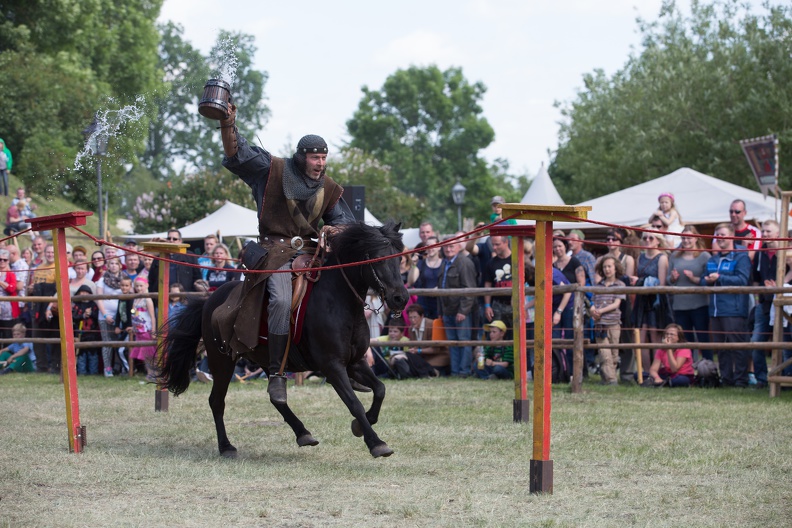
[451, 181, 467, 231]
[82, 116, 108, 239]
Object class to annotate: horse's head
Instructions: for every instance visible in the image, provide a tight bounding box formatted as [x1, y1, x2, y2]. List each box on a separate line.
[331, 220, 409, 312]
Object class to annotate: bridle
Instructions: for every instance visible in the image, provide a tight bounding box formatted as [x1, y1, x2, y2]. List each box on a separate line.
[336, 251, 399, 317]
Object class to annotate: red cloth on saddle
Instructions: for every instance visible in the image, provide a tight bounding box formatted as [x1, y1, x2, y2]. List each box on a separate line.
[257, 281, 314, 345]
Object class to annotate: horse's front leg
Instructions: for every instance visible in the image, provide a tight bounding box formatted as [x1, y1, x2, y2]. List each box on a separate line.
[324, 365, 393, 458]
[270, 398, 319, 448]
[348, 359, 386, 432]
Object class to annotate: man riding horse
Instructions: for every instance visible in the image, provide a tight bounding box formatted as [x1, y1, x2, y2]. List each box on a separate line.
[218, 104, 354, 404]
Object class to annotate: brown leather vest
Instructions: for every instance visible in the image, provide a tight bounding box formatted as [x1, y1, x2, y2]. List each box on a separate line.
[259, 157, 343, 241]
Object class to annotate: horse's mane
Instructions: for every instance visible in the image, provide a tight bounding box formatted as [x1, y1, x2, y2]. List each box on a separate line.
[331, 220, 404, 260]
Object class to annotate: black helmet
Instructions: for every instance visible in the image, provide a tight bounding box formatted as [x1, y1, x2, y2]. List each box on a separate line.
[293, 134, 328, 174]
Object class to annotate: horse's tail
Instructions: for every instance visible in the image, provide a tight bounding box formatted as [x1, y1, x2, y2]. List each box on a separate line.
[158, 297, 206, 396]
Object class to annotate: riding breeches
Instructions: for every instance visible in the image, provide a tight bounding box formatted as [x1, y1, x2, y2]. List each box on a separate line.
[266, 261, 292, 335]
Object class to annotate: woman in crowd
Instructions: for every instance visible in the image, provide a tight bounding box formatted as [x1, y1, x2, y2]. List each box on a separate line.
[96, 257, 124, 377]
[644, 323, 694, 387]
[207, 243, 239, 290]
[631, 228, 672, 372]
[407, 235, 442, 319]
[69, 258, 96, 296]
[0, 249, 19, 339]
[21, 247, 33, 268]
[139, 253, 154, 281]
[90, 250, 105, 283]
[668, 225, 711, 361]
[552, 237, 586, 287]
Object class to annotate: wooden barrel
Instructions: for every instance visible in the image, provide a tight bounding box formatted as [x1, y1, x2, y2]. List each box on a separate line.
[198, 79, 231, 120]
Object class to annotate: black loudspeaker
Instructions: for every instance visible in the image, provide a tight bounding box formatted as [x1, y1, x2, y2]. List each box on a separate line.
[343, 185, 366, 222]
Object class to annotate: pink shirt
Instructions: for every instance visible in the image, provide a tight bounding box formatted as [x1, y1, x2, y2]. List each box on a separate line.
[654, 348, 694, 377]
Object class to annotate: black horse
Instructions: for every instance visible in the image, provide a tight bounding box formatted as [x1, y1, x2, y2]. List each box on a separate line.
[159, 221, 409, 458]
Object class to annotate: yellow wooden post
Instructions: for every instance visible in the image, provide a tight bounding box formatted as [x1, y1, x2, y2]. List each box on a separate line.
[141, 241, 188, 412]
[770, 192, 791, 397]
[500, 204, 591, 494]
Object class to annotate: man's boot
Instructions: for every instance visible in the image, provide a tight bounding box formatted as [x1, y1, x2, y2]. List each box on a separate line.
[267, 333, 289, 404]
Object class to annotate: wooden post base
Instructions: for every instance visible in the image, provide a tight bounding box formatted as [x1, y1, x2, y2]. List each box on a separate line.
[529, 459, 553, 494]
[513, 399, 530, 423]
[155, 389, 169, 412]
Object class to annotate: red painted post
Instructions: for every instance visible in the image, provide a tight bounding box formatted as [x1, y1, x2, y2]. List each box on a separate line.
[141, 241, 188, 412]
[498, 205, 591, 495]
[29, 212, 92, 453]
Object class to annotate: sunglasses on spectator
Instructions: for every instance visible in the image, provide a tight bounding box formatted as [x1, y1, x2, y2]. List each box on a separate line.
[0, 259, 8, 262]
[605, 236, 621, 242]
[729, 209, 744, 214]
[642, 235, 656, 242]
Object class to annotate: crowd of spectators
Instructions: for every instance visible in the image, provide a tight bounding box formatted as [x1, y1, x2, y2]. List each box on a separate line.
[1, 186, 789, 391]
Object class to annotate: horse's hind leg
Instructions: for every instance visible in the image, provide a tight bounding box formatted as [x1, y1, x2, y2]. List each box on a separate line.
[348, 359, 386, 436]
[324, 365, 392, 458]
[270, 401, 320, 448]
[206, 344, 238, 458]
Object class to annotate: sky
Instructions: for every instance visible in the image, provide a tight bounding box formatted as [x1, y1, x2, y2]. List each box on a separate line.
[157, 0, 771, 180]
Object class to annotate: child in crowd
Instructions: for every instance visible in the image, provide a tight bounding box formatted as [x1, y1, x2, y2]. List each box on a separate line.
[129, 277, 157, 381]
[590, 256, 626, 385]
[111, 277, 134, 375]
[168, 283, 187, 322]
[475, 320, 514, 380]
[0, 323, 34, 374]
[651, 192, 683, 231]
[366, 318, 410, 378]
[72, 284, 101, 375]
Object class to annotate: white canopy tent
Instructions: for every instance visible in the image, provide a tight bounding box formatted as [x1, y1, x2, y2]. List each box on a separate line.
[520, 163, 565, 206]
[517, 167, 778, 231]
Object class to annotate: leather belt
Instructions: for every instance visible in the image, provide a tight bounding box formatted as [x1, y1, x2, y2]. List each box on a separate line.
[262, 235, 316, 251]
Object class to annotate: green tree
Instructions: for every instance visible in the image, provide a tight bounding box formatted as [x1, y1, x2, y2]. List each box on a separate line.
[0, 0, 163, 207]
[328, 147, 425, 226]
[551, 0, 792, 203]
[346, 65, 504, 231]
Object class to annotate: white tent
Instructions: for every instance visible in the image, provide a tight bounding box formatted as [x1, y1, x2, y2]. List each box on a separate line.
[517, 167, 777, 230]
[520, 163, 565, 205]
[126, 201, 384, 241]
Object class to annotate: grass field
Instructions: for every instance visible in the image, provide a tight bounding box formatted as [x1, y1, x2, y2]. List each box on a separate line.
[1, 373, 790, 527]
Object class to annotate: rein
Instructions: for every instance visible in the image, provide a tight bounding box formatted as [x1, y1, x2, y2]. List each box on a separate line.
[336, 253, 388, 315]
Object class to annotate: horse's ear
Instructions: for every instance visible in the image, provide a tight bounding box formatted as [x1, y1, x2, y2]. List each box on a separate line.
[394, 222, 402, 231]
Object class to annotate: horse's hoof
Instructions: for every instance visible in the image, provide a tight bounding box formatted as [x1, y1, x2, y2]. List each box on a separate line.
[297, 434, 319, 447]
[370, 444, 394, 458]
[220, 447, 238, 459]
[351, 419, 364, 438]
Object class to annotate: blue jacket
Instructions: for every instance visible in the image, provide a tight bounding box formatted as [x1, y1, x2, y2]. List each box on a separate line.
[700, 250, 751, 318]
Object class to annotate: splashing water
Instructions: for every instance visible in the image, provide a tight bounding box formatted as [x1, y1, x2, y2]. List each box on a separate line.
[73, 94, 147, 173]
[211, 36, 239, 86]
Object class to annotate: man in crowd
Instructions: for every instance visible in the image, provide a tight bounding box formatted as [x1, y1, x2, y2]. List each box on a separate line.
[482, 235, 513, 325]
[30, 236, 46, 267]
[414, 222, 436, 256]
[148, 229, 203, 294]
[567, 229, 595, 284]
[218, 103, 354, 404]
[437, 234, 477, 377]
[729, 199, 761, 261]
[701, 223, 752, 387]
[7, 244, 28, 296]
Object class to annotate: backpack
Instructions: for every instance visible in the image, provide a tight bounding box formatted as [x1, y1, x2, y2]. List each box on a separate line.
[694, 359, 721, 388]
